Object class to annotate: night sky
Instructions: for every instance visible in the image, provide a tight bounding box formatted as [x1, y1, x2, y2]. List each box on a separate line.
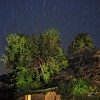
[0, 0, 100, 75]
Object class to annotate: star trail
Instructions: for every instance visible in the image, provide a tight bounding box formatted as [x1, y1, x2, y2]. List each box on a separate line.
[0, 0, 100, 74]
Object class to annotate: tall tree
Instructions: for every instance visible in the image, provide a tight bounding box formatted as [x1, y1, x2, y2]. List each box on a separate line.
[1, 34, 34, 94]
[32, 29, 68, 84]
[1, 29, 68, 94]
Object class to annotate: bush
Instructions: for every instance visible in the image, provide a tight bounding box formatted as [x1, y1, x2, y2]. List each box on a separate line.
[72, 78, 90, 96]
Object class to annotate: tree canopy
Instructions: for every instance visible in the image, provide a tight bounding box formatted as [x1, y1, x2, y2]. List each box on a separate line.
[0, 30, 100, 99]
[67, 33, 94, 55]
[1, 29, 68, 95]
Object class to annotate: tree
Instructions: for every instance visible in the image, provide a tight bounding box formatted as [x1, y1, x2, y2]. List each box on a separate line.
[67, 33, 94, 55]
[32, 29, 68, 84]
[66, 33, 100, 97]
[1, 34, 35, 95]
[69, 48, 100, 87]
[1, 29, 68, 95]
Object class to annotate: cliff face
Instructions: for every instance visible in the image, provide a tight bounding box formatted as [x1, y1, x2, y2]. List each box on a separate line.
[69, 49, 100, 86]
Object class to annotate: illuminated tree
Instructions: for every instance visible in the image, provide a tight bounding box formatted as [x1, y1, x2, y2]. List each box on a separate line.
[32, 29, 68, 84]
[1, 34, 35, 94]
[1, 29, 68, 94]
[72, 78, 90, 96]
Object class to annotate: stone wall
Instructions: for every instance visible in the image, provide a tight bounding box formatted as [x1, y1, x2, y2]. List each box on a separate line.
[31, 93, 45, 100]
[45, 92, 61, 100]
[18, 92, 61, 100]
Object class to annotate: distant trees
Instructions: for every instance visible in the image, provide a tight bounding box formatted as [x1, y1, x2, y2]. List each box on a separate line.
[67, 32, 95, 80]
[1, 29, 68, 95]
[69, 49, 100, 86]
[67, 33, 94, 55]
[66, 32, 100, 97]
[67, 33, 100, 86]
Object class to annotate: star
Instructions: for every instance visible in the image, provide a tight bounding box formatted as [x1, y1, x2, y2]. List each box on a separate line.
[43, 1, 45, 7]
[12, 12, 14, 21]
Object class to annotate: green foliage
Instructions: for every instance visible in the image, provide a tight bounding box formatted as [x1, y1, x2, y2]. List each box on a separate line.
[1, 34, 34, 93]
[59, 78, 92, 99]
[1, 34, 33, 71]
[72, 78, 90, 96]
[1, 29, 68, 95]
[16, 68, 34, 92]
[42, 63, 51, 84]
[42, 29, 68, 72]
[32, 28, 68, 84]
[0, 29, 99, 99]
[68, 33, 94, 55]
[31, 70, 42, 89]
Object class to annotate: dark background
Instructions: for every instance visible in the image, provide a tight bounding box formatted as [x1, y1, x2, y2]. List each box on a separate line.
[0, 0, 100, 75]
